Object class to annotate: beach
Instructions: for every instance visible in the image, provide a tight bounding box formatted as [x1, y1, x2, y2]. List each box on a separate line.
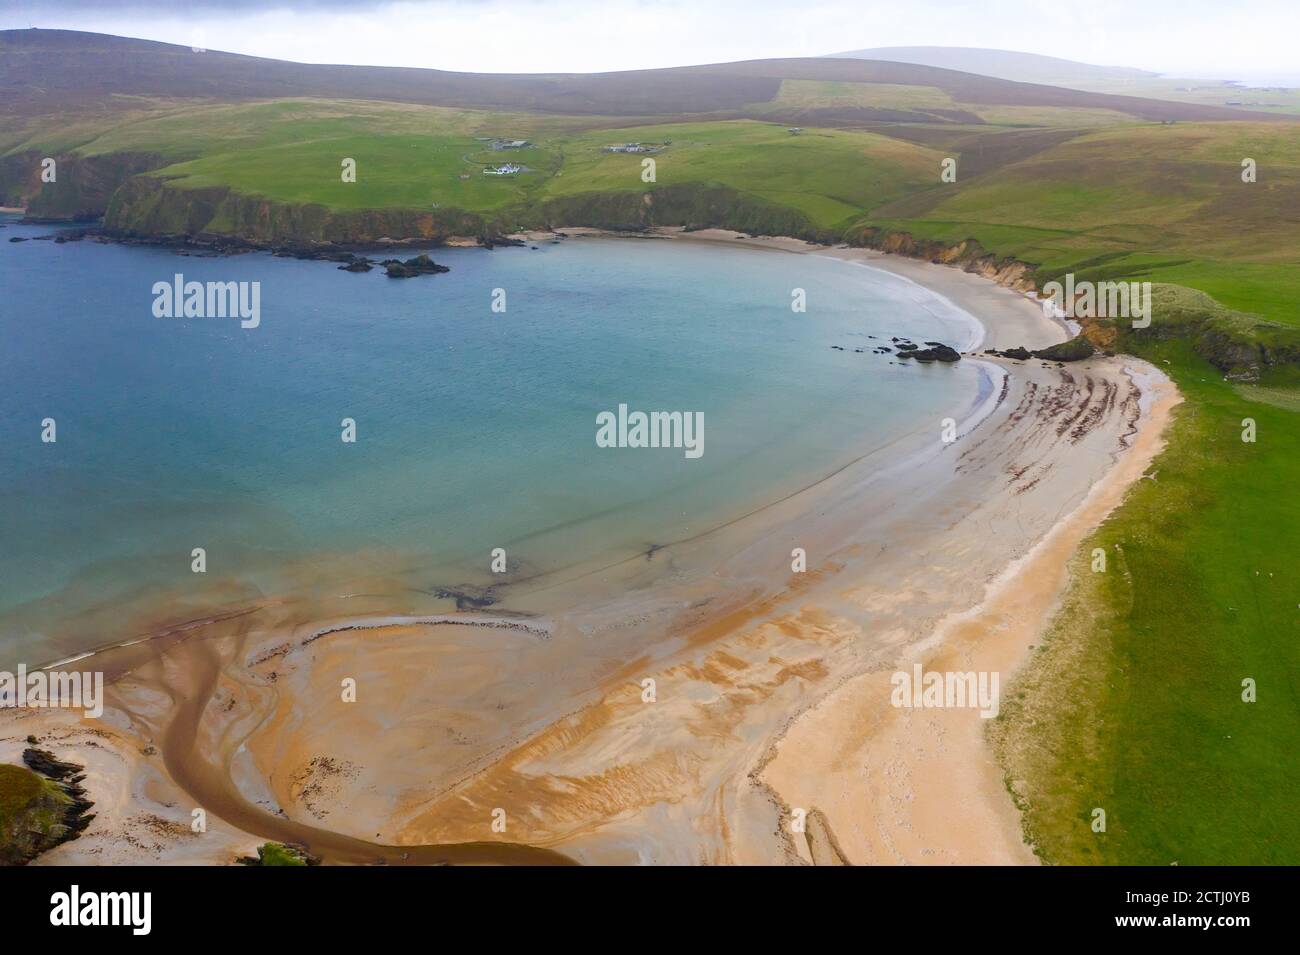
[0, 231, 1178, 865]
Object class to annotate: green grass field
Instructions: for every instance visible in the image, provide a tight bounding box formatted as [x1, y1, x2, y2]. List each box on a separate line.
[546, 120, 944, 229]
[3, 99, 949, 231]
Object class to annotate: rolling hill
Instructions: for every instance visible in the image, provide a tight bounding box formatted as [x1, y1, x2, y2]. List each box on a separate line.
[831, 45, 1300, 115]
[1, 29, 1291, 123]
[829, 46, 1160, 88]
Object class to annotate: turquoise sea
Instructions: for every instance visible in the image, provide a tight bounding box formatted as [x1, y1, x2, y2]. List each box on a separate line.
[0, 217, 984, 664]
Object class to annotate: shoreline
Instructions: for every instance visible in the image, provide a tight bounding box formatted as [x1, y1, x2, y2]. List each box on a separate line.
[553, 225, 1071, 352]
[757, 362, 1178, 865]
[0, 229, 1177, 865]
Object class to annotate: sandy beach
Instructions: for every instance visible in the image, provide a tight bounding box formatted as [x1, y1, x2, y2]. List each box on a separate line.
[0, 230, 1178, 865]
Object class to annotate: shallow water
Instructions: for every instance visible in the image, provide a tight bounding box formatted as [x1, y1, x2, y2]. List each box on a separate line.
[0, 220, 983, 665]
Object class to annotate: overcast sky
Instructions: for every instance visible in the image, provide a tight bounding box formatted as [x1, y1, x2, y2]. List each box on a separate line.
[1, 0, 1296, 79]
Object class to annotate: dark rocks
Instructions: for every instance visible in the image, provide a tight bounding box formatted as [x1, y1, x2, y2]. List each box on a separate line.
[1031, 335, 1096, 362]
[996, 346, 1033, 361]
[984, 336, 1095, 363]
[478, 236, 525, 250]
[23, 748, 81, 781]
[8, 236, 26, 242]
[0, 750, 96, 865]
[382, 253, 450, 278]
[896, 342, 961, 362]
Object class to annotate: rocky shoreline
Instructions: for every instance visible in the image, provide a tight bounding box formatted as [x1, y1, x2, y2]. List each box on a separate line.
[9, 210, 1289, 379]
[0, 746, 94, 866]
[19, 216, 531, 252]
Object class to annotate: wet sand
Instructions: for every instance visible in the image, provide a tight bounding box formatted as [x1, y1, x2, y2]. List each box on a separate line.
[1, 232, 1178, 865]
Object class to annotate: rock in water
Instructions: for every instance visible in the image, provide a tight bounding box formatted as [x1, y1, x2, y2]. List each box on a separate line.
[896, 343, 961, 362]
[382, 253, 451, 278]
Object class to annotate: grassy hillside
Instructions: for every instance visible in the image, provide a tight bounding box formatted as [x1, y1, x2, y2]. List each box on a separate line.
[545, 120, 942, 230]
[858, 122, 1300, 332]
[2, 97, 952, 237]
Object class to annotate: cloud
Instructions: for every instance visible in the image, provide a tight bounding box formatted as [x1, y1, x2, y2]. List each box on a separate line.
[0, 1, 392, 9]
[1, 0, 1297, 77]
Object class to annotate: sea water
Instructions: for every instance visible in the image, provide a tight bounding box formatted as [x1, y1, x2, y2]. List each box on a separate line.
[0, 218, 983, 664]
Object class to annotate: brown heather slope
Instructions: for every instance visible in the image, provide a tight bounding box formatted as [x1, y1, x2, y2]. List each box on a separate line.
[2, 29, 1295, 124]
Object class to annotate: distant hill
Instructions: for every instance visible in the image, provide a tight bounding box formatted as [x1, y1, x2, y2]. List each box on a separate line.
[828, 46, 1160, 89]
[0, 29, 1288, 124]
[828, 46, 1300, 116]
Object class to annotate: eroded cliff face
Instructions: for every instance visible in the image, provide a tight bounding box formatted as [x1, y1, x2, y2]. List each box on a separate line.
[0, 151, 171, 220]
[849, 226, 1038, 293]
[101, 175, 835, 248]
[104, 175, 493, 245]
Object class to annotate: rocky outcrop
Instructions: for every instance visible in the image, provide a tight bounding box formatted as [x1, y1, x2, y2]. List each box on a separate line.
[896, 341, 961, 362]
[0, 750, 95, 866]
[1032, 335, 1096, 362]
[382, 253, 449, 278]
[984, 337, 1095, 362]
